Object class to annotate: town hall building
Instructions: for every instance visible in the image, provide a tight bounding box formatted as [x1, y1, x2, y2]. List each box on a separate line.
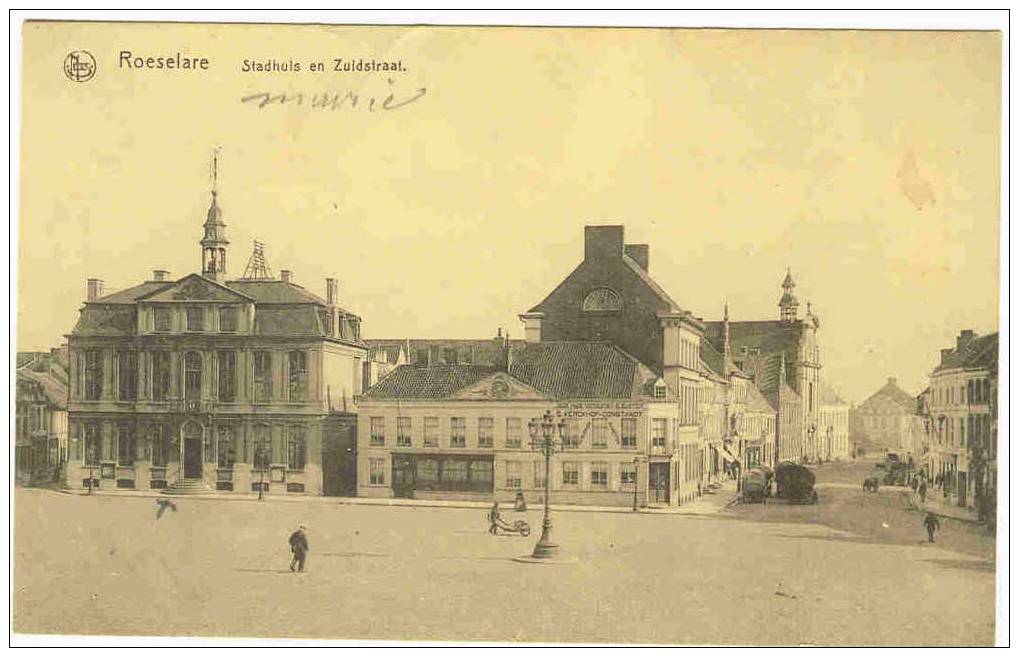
[64, 183, 367, 496]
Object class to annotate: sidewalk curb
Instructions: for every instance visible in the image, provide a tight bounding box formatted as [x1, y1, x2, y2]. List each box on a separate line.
[38, 487, 731, 518]
[903, 489, 983, 525]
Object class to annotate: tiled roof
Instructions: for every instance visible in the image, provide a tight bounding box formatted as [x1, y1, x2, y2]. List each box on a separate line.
[818, 383, 847, 407]
[510, 341, 653, 399]
[704, 320, 806, 358]
[17, 367, 68, 409]
[935, 332, 998, 373]
[362, 341, 661, 401]
[860, 379, 915, 411]
[71, 305, 138, 335]
[620, 255, 683, 314]
[362, 365, 499, 399]
[226, 280, 329, 305]
[744, 381, 775, 414]
[96, 281, 169, 304]
[253, 306, 325, 336]
[699, 337, 743, 378]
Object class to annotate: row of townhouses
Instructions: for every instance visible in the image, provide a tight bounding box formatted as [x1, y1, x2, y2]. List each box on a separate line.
[850, 330, 999, 522]
[29, 183, 851, 507]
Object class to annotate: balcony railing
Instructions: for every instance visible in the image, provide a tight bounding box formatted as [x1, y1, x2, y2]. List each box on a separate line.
[172, 398, 213, 414]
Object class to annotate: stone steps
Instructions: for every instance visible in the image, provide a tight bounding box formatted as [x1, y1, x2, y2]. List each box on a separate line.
[162, 478, 212, 495]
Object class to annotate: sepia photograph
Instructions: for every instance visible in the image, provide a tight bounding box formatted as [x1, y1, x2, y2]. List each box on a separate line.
[9, 11, 1008, 648]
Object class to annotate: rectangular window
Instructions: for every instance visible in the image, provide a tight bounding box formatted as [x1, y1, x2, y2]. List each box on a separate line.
[288, 350, 308, 401]
[253, 351, 272, 402]
[370, 417, 385, 446]
[253, 425, 271, 470]
[116, 424, 134, 466]
[470, 459, 494, 487]
[153, 307, 172, 332]
[621, 418, 637, 449]
[564, 419, 581, 449]
[505, 418, 522, 448]
[218, 350, 236, 402]
[562, 462, 579, 487]
[478, 417, 494, 448]
[397, 416, 412, 447]
[591, 418, 608, 449]
[288, 426, 307, 471]
[444, 459, 468, 483]
[117, 351, 137, 401]
[82, 422, 101, 465]
[505, 460, 522, 488]
[217, 425, 236, 469]
[84, 350, 103, 400]
[148, 424, 166, 466]
[369, 458, 386, 485]
[152, 351, 171, 401]
[186, 307, 205, 332]
[418, 459, 439, 484]
[620, 466, 637, 486]
[219, 307, 237, 332]
[651, 418, 668, 449]
[450, 417, 466, 448]
[533, 460, 547, 489]
[654, 385, 666, 399]
[590, 462, 608, 489]
[423, 417, 439, 447]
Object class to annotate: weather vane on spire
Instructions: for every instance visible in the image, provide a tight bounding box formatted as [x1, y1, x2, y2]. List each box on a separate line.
[211, 146, 221, 196]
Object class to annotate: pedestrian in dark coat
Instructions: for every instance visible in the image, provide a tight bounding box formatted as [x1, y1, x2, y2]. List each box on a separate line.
[923, 513, 941, 543]
[488, 502, 501, 535]
[289, 524, 309, 572]
[918, 481, 927, 504]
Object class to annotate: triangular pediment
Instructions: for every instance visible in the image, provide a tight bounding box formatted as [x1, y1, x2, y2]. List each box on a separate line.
[451, 372, 549, 401]
[140, 274, 253, 303]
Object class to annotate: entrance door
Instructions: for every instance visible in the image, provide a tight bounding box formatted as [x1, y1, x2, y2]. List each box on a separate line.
[183, 437, 203, 479]
[957, 471, 967, 508]
[648, 462, 670, 504]
[392, 458, 416, 498]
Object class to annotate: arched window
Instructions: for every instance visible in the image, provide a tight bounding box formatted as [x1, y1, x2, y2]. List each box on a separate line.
[582, 288, 622, 312]
[184, 352, 202, 400]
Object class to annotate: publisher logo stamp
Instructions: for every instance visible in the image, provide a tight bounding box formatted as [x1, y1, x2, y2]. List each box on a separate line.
[64, 51, 96, 82]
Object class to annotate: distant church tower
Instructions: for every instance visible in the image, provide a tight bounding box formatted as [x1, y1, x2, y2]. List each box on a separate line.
[778, 268, 799, 322]
[201, 150, 229, 282]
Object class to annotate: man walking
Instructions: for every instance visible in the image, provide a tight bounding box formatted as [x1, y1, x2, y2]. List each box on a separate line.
[289, 524, 309, 573]
[918, 480, 927, 504]
[488, 501, 501, 535]
[923, 512, 941, 544]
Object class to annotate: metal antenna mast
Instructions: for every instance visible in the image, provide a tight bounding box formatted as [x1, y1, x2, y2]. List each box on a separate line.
[241, 239, 274, 280]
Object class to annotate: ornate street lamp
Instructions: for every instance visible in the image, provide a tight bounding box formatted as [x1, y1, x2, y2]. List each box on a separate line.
[527, 410, 567, 559]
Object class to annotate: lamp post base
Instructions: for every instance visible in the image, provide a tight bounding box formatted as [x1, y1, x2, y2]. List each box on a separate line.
[530, 517, 559, 559]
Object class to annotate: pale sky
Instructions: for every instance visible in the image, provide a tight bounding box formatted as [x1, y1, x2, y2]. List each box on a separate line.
[17, 24, 1001, 403]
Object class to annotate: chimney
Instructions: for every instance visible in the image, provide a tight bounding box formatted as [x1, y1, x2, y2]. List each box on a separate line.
[280, 269, 292, 284]
[887, 377, 897, 385]
[326, 278, 338, 305]
[86, 278, 104, 302]
[956, 329, 975, 351]
[624, 244, 649, 271]
[153, 269, 170, 281]
[584, 225, 625, 262]
[940, 348, 953, 364]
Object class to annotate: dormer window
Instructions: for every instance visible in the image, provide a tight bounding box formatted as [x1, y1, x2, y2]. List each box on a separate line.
[582, 288, 622, 312]
[186, 307, 205, 332]
[153, 307, 171, 332]
[219, 307, 237, 332]
[654, 384, 667, 399]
